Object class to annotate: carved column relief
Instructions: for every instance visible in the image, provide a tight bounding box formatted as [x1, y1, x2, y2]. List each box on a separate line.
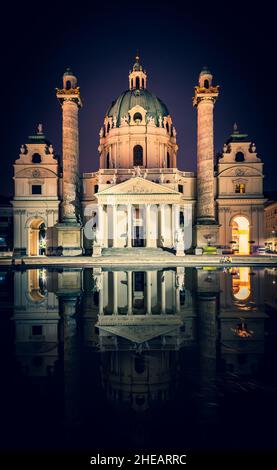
[61, 100, 79, 222]
[196, 98, 216, 222]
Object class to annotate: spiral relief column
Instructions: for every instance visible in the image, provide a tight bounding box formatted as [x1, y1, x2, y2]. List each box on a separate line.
[193, 67, 219, 248]
[54, 68, 83, 255]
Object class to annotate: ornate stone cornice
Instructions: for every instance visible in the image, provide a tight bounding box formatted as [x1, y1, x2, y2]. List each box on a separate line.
[56, 87, 82, 107]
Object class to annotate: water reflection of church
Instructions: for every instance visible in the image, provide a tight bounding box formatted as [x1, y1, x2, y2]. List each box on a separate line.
[9, 265, 275, 419]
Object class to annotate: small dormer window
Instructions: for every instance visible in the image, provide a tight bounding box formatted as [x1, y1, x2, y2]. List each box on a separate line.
[235, 151, 245, 162]
[32, 153, 41, 164]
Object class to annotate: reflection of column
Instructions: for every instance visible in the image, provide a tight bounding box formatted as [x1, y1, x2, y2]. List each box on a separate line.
[146, 271, 152, 314]
[58, 294, 80, 425]
[113, 271, 118, 315]
[112, 204, 117, 247]
[146, 204, 151, 248]
[160, 204, 165, 247]
[161, 273, 166, 314]
[127, 204, 132, 248]
[175, 288, 180, 313]
[127, 271, 132, 315]
[99, 285, 104, 315]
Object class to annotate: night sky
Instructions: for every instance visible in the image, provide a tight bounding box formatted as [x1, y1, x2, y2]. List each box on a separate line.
[1, 0, 276, 197]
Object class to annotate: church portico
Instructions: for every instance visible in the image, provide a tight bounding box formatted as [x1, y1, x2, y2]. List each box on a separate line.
[90, 178, 191, 253]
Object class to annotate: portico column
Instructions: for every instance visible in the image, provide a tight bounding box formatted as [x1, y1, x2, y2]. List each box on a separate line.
[160, 204, 165, 247]
[98, 204, 104, 246]
[171, 205, 175, 247]
[175, 204, 180, 231]
[113, 271, 118, 315]
[127, 204, 132, 248]
[146, 271, 152, 314]
[127, 271, 133, 315]
[112, 204, 117, 247]
[146, 204, 151, 248]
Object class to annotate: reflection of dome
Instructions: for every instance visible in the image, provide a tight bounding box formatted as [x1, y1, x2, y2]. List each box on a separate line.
[106, 89, 169, 127]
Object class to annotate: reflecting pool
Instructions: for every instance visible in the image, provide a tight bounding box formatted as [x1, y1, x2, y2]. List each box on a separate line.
[0, 266, 277, 452]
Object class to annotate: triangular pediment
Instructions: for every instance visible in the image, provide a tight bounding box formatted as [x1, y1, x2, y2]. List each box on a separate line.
[97, 324, 180, 344]
[97, 177, 180, 196]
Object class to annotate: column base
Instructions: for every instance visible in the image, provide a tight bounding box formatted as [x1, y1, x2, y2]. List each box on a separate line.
[13, 248, 27, 257]
[175, 241, 185, 256]
[47, 223, 83, 256]
[92, 243, 102, 257]
[193, 224, 220, 249]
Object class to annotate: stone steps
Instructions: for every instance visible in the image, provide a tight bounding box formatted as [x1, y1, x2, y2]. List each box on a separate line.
[102, 248, 174, 257]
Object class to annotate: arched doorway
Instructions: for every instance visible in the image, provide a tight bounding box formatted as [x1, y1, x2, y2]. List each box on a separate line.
[28, 219, 46, 256]
[232, 267, 251, 301]
[231, 216, 250, 255]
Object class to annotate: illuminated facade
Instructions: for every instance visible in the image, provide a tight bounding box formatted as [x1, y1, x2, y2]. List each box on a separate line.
[12, 58, 265, 256]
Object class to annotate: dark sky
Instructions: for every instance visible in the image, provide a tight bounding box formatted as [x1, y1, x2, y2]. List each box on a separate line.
[1, 0, 276, 197]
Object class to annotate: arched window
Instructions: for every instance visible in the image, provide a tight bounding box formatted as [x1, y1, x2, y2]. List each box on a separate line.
[166, 122, 169, 133]
[204, 79, 209, 89]
[142, 78, 145, 88]
[107, 123, 110, 133]
[167, 152, 170, 168]
[106, 152, 110, 169]
[134, 112, 142, 123]
[133, 145, 143, 166]
[32, 153, 41, 164]
[235, 151, 245, 162]
[135, 77, 140, 89]
[66, 80, 71, 90]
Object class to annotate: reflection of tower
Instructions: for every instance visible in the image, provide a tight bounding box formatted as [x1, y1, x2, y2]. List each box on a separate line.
[194, 268, 219, 421]
[55, 269, 82, 426]
[54, 68, 83, 255]
[193, 67, 219, 247]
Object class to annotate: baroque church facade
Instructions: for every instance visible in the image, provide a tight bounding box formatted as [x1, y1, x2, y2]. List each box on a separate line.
[12, 57, 265, 257]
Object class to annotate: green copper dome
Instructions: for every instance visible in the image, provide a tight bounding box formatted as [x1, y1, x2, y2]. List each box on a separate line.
[106, 89, 170, 127]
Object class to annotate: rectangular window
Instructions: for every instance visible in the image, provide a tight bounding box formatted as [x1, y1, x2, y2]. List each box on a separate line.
[180, 211, 184, 227]
[32, 325, 43, 336]
[235, 183, 245, 194]
[94, 185, 99, 193]
[178, 184, 183, 193]
[32, 185, 42, 195]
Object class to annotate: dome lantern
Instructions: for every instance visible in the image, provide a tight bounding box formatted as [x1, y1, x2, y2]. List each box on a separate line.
[129, 54, 147, 90]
